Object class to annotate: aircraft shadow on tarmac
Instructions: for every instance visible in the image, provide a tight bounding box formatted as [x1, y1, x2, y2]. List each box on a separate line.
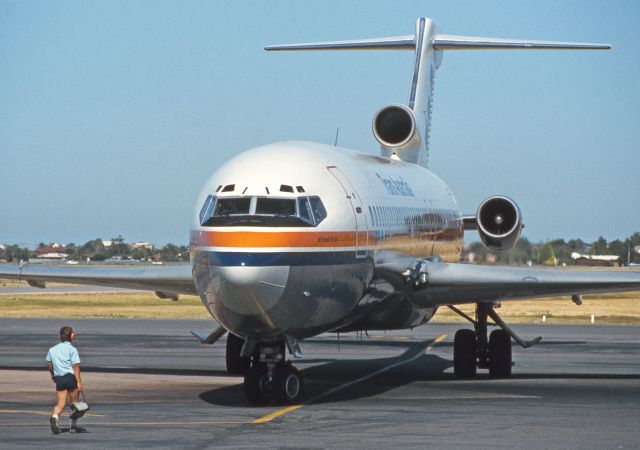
[199, 342, 454, 407]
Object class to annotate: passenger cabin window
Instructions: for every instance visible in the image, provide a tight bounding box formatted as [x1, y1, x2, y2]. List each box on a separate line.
[199, 195, 327, 227]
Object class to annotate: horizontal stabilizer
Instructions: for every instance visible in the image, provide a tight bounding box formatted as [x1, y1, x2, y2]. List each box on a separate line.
[433, 34, 611, 50]
[265, 35, 415, 51]
[266, 34, 610, 53]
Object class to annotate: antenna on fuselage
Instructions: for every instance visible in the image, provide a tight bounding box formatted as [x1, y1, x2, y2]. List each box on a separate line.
[266, 18, 611, 168]
[334, 127, 340, 147]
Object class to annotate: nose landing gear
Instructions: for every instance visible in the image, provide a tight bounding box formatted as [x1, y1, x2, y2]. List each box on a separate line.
[242, 342, 304, 405]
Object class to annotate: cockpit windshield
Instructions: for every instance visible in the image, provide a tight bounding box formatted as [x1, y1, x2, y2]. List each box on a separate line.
[255, 198, 296, 216]
[200, 195, 327, 227]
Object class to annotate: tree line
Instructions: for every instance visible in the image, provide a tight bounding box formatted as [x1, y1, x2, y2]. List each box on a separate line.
[0, 236, 189, 263]
[467, 233, 640, 266]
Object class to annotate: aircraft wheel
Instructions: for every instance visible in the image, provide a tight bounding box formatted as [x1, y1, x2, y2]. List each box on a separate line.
[489, 329, 512, 378]
[454, 329, 477, 378]
[272, 364, 304, 405]
[243, 364, 271, 405]
[226, 333, 250, 375]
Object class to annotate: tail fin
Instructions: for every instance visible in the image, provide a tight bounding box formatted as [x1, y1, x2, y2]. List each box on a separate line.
[266, 18, 611, 167]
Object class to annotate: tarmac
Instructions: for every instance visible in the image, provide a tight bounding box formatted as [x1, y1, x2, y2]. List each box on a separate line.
[1, 318, 640, 449]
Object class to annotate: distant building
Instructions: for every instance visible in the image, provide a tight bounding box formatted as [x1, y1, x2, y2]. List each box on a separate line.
[130, 242, 154, 250]
[34, 243, 66, 256]
[634, 245, 640, 255]
[102, 240, 113, 248]
[0, 244, 6, 251]
[571, 252, 619, 267]
[37, 252, 69, 260]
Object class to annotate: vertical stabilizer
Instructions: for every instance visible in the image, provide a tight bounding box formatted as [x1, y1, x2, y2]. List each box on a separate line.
[406, 18, 440, 167]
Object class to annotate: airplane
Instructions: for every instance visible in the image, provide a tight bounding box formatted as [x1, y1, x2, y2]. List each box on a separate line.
[2, 17, 640, 406]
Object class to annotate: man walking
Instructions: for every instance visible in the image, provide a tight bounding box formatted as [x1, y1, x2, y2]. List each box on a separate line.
[46, 326, 84, 434]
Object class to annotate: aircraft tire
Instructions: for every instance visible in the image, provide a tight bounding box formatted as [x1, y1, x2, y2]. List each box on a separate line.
[243, 364, 271, 405]
[226, 333, 250, 375]
[454, 329, 477, 378]
[272, 364, 304, 405]
[489, 329, 512, 378]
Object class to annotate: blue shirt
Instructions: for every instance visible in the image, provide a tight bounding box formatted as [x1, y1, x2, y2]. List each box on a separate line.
[46, 341, 81, 377]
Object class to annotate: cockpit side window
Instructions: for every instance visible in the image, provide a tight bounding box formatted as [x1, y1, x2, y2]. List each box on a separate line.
[199, 195, 216, 226]
[309, 196, 327, 223]
[297, 197, 313, 224]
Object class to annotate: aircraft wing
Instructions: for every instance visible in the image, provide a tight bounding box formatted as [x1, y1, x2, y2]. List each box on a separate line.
[414, 261, 640, 307]
[0, 263, 197, 296]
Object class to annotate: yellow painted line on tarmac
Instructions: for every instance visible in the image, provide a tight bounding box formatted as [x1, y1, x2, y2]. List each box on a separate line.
[0, 409, 105, 417]
[253, 333, 448, 424]
[93, 420, 251, 426]
[368, 335, 411, 341]
[252, 404, 303, 424]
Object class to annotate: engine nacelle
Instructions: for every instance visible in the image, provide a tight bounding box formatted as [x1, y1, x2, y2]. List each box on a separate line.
[476, 196, 523, 251]
[372, 104, 419, 149]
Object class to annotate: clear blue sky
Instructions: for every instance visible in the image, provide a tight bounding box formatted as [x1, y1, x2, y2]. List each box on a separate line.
[1, 0, 639, 248]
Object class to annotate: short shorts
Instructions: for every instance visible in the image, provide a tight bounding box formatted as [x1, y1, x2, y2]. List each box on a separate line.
[54, 373, 78, 392]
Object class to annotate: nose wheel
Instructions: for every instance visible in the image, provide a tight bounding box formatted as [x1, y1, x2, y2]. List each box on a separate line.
[272, 364, 303, 404]
[243, 363, 272, 405]
[242, 342, 304, 405]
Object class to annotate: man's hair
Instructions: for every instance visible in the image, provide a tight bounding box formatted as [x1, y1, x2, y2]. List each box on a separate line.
[59, 326, 73, 342]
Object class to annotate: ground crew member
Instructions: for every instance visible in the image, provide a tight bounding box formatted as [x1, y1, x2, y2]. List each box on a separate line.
[46, 326, 84, 434]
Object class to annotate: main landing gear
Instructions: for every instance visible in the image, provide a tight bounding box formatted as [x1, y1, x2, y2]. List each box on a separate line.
[225, 334, 304, 404]
[450, 302, 542, 378]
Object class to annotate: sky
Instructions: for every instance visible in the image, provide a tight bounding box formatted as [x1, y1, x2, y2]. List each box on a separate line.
[1, 0, 639, 248]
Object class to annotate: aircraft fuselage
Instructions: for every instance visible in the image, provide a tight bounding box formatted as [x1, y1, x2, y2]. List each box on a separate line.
[190, 141, 463, 342]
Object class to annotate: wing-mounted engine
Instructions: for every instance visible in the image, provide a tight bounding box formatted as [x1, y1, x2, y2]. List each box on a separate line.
[465, 196, 523, 251]
[372, 104, 421, 162]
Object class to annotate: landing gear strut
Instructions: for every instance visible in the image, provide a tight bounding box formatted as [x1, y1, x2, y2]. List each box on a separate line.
[450, 302, 540, 378]
[226, 333, 251, 375]
[242, 342, 304, 405]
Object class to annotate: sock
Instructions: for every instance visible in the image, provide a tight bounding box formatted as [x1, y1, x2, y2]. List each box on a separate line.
[70, 418, 77, 428]
[52, 414, 59, 420]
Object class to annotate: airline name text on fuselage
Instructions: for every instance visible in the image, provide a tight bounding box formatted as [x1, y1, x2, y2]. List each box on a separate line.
[376, 173, 415, 197]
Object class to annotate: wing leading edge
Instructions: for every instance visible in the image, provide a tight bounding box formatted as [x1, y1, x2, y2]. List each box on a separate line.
[416, 261, 640, 307]
[0, 263, 197, 296]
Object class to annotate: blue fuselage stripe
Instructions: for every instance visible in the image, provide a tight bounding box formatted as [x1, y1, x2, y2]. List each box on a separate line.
[203, 251, 359, 266]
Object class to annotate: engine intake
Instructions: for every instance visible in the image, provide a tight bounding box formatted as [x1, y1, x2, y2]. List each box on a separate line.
[476, 196, 523, 251]
[372, 104, 417, 148]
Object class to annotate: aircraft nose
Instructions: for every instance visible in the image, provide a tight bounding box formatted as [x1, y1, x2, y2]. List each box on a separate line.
[194, 261, 290, 337]
[214, 265, 289, 315]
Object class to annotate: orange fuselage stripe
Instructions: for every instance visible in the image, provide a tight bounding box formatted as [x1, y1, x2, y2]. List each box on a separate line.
[190, 230, 370, 248]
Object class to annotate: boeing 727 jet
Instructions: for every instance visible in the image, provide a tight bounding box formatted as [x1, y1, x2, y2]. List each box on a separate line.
[2, 18, 639, 405]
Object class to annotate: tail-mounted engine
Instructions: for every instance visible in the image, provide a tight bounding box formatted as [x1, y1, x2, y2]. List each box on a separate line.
[372, 104, 417, 148]
[372, 104, 421, 162]
[474, 196, 523, 251]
